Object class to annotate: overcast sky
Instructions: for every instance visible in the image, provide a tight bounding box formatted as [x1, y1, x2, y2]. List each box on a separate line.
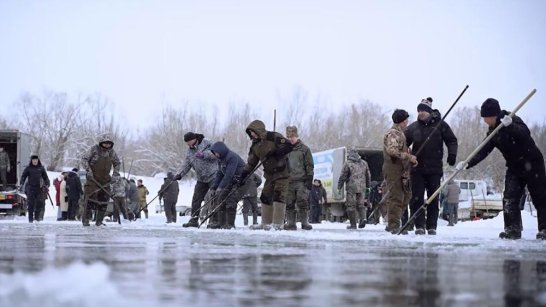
[1, 0, 545, 131]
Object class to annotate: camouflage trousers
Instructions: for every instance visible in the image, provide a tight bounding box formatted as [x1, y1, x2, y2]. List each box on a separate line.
[384, 172, 411, 230]
[345, 192, 366, 213]
[285, 181, 309, 211]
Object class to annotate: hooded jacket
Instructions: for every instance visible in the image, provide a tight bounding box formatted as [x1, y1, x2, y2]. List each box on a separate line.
[405, 110, 458, 175]
[177, 134, 218, 183]
[81, 134, 121, 181]
[20, 158, 50, 188]
[244, 120, 293, 180]
[467, 111, 544, 175]
[211, 142, 245, 190]
[338, 150, 370, 193]
[65, 171, 83, 201]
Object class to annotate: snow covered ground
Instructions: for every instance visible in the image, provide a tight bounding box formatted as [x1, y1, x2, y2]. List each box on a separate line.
[0, 172, 545, 307]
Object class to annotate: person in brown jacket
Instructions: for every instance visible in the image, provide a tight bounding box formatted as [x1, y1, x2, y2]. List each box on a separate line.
[137, 179, 150, 219]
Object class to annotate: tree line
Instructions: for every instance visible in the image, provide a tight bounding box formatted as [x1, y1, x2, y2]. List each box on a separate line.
[1, 89, 545, 192]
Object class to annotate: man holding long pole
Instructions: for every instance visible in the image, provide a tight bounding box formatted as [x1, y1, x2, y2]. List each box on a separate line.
[405, 97, 458, 235]
[458, 98, 546, 240]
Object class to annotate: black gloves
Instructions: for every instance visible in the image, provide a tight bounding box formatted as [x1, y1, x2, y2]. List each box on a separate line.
[174, 173, 182, 181]
[447, 154, 456, 166]
[305, 175, 313, 190]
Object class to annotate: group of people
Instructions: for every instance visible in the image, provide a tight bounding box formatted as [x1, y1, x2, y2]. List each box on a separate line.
[15, 95, 546, 239]
[381, 97, 546, 240]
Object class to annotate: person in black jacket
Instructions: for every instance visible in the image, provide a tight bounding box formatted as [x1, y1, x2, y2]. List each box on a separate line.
[309, 179, 327, 224]
[65, 168, 83, 220]
[19, 155, 50, 223]
[459, 98, 546, 240]
[159, 172, 180, 223]
[208, 141, 251, 229]
[406, 97, 458, 235]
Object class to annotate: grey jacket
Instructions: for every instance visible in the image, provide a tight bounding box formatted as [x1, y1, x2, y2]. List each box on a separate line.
[338, 150, 370, 194]
[177, 134, 218, 183]
[446, 180, 461, 204]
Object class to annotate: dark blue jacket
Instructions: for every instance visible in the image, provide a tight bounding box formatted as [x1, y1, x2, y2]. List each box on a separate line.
[20, 160, 50, 188]
[211, 142, 245, 190]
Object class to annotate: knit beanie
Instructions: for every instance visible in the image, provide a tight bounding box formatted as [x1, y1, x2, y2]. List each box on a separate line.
[392, 109, 409, 124]
[480, 98, 501, 117]
[183, 132, 197, 142]
[417, 97, 433, 113]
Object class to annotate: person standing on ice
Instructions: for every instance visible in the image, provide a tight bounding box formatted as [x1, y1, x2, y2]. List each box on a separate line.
[337, 149, 371, 230]
[457, 98, 546, 240]
[111, 174, 129, 222]
[445, 178, 460, 226]
[136, 179, 149, 219]
[158, 172, 179, 224]
[405, 97, 458, 235]
[81, 133, 121, 227]
[241, 173, 262, 226]
[19, 155, 50, 223]
[283, 126, 314, 231]
[309, 179, 327, 224]
[173, 132, 218, 228]
[206, 141, 250, 229]
[383, 110, 417, 234]
[0, 146, 11, 191]
[243, 120, 294, 230]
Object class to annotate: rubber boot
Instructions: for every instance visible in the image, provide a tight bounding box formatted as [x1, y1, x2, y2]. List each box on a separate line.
[145, 211, 148, 219]
[358, 207, 367, 229]
[223, 208, 236, 229]
[95, 205, 106, 226]
[536, 229, 546, 240]
[250, 204, 273, 230]
[207, 210, 221, 229]
[347, 211, 357, 229]
[183, 217, 199, 228]
[300, 210, 313, 230]
[499, 229, 521, 240]
[283, 209, 297, 230]
[213, 210, 225, 229]
[271, 202, 287, 230]
[82, 201, 90, 226]
[61, 211, 68, 221]
[252, 212, 258, 225]
[243, 212, 249, 226]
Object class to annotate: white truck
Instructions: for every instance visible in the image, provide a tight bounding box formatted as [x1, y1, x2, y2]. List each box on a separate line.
[454, 179, 503, 220]
[313, 146, 383, 221]
[0, 130, 32, 216]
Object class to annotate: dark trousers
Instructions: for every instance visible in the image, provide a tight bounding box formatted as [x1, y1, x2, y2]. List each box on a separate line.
[410, 172, 442, 230]
[310, 203, 322, 223]
[242, 197, 258, 225]
[26, 187, 42, 223]
[68, 197, 79, 220]
[164, 200, 177, 223]
[0, 168, 7, 190]
[504, 165, 546, 232]
[191, 181, 213, 219]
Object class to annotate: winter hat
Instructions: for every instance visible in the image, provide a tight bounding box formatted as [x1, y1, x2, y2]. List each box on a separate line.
[286, 126, 298, 137]
[72, 168, 79, 172]
[30, 155, 39, 160]
[392, 109, 409, 124]
[184, 132, 197, 142]
[480, 98, 501, 117]
[417, 97, 433, 113]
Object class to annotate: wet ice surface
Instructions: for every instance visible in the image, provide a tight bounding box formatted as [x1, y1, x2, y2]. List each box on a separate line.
[0, 214, 545, 307]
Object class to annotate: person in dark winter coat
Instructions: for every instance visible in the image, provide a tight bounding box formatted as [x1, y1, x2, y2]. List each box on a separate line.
[244, 120, 294, 230]
[159, 172, 180, 223]
[81, 133, 121, 226]
[19, 155, 50, 223]
[241, 173, 262, 226]
[127, 178, 139, 220]
[338, 149, 371, 229]
[0, 146, 11, 191]
[445, 179, 461, 226]
[174, 132, 218, 228]
[309, 179, 327, 224]
[207, 141, 251, 229]
[459, 98, 546, 240]
[111, 174, 129, 222]
[284, 126, 314, 231]
[367, 180, 383, 224]
[65, 168, 83, 220]
[405, 97, 458, 235]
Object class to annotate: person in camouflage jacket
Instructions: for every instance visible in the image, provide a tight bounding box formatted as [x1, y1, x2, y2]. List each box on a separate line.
[383, 109, 417, 234]
[337, 149, 371, 229]
[0, 146, 11, 191]
[111, 175, 129, 222]
[284, 126, 314, 231]
[81, 133, 121, 226]
[174, 132, 218, 228]
[244, 120, 293, 230]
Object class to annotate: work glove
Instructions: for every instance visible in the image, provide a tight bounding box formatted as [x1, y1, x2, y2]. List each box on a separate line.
[501, 115, 512, 127]
[447, 154, 456, 166]
[195, 151, 205, 159]
[455, 161, 468, 171]
[174, 173, 182, 181]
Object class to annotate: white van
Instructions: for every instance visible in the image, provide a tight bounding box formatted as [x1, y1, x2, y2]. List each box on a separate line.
[455, 180, 488, 201]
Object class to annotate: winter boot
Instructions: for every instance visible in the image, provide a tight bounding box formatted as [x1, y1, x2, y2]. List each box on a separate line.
[415, 228, 426, 235]
[536, 229, 546, 240]
[499, 229, 522, 240]
[223, 208, 236, 229]
[243, 212, 249, 226]
[206, 211, 221, 229]
[95, 205, 106, 226]
[250, 204, 273, 230]
[283, 209, 297, 231]
[271, 202, 287, 230]
[347, 211, 357, 229]
[358, 207, 367, 229]
[183, 217, 199, 228]
[145, 211, 148, 219]
[61, 211, 68, 221]
[300, 210, 313, 230]
[427, 229, 437, 235]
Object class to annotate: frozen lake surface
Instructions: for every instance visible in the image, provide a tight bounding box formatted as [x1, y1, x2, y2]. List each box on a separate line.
[0, 212, 545, 307]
